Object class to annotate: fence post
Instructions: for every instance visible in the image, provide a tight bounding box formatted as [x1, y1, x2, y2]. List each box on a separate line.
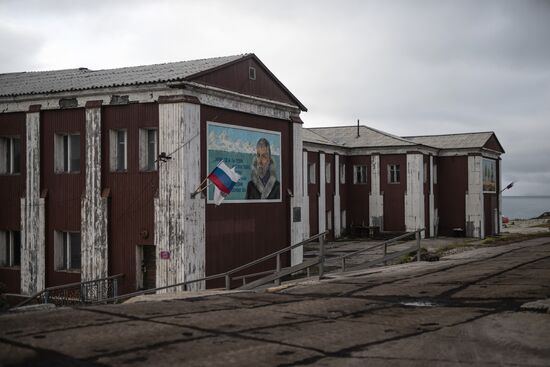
[225, 274, 231, 290]
[416, 230, 421, 262]
[318, 234, 325, 280]
[275, 253, 281, 286]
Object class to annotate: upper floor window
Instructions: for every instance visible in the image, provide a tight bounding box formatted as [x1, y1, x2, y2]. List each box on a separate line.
[433, 163, 438, 184]
[308, 163, 316, 184]
[424, 162, 428, 183]
[139, 128, 158, 171]
[483, 158, 496, 192]
[325, 162, 331, 184]
[0, 230, 21, 268]
[340, 163, 346, 184]
[0, 137, 21, 174]
[388, 164, 400, 183]
[55, 133, 80, 173]
[54, 231, 81, 271]
[110, 129, 127, 172]
[353, 165, 367, 184]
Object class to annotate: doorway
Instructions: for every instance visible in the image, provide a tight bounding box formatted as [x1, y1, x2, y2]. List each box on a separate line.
[136, 245, 156, 290]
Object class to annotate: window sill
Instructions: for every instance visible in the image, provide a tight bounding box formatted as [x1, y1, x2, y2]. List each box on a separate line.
[0, 266, 21, 270]
[54, 171, 81, 175]
[0, 173, 21, 176]
[139, 169, 158, 173]
[110, 170, 128, 174]
[388, 182, 401, 185]
[55, 269, 81, 274]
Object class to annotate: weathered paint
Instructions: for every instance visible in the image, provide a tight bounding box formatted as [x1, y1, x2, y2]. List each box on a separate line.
[290, 123, 304, 266]
[20, 111, 45, 295]
[318, 153, 326, 234]
[465, 155, 484, 238]
[405, 153, 425, 236]
[429, 155, 435, 237]
[369, 154, 383, 229]
[81, 106, 108, 286]
[334, 154, 341, 238]
[156, 100, 205, 292]
[302, 150, 310, 239]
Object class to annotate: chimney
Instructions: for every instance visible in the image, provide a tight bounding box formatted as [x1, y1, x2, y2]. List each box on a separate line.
[357, 119, 360, 138]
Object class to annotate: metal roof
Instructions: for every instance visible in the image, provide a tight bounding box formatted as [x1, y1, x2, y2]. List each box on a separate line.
[0, 54, 248, 97]
[302, 128, 337, 146]
[308, 125, 416, 148]
[404, 132, 494, 150]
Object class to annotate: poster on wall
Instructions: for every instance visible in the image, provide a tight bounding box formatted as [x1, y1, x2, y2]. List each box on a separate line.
[207, 121, 282, 203]
[482, 158, 496, 192]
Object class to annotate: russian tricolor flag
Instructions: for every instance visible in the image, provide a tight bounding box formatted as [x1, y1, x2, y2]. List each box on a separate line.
[207, 161, 241, 205]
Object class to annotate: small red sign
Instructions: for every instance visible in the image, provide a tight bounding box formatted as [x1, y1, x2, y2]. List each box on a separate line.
[160, 251, 171, 260]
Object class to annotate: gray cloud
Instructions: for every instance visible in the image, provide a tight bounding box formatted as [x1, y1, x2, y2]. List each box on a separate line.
[0, 0, 548, 195]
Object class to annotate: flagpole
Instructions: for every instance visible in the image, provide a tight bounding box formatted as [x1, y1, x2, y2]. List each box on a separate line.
[191, 160, 225, 198]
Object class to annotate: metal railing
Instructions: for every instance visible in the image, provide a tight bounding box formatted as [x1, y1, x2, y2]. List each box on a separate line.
[93, 231, 329, 304]
[336, 228, 425, 273]
[14, 274, 124, 308]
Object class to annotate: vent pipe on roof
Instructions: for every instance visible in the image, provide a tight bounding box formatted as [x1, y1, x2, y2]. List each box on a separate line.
[357, 119, 360, 138]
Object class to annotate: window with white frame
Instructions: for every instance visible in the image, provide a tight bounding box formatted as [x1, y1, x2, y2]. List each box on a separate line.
[0, 230, 21, 267]
[326, 210, 332, 230]
[388, 164, 400, 183]
[353, 165, 367, 184]
[0, 137, 20, 174]
[433, 163, 438, 184]
[54, 133, 80, 173]
[139, 128, 158, 171]
[308, 163, 316, 184]
[325, 162, 331, 184]
[340, 163, 346, 184]
[110, 129, 128, 172]
[54, 231, 81, 271]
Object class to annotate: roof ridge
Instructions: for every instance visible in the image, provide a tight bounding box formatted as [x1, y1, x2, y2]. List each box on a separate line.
[362, 125, 418, 145]
[404, 131, 494, 138]
[303, 128, 339, 145]
[0, 54, 250, 75]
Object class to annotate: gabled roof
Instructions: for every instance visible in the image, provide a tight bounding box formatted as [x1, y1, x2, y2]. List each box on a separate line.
[309, 125, 416, 148]
[0, 53, 307, 111]
[404, 132, 504, 152]
[302, 128, 337, 146]
[0, 55, 246, 97]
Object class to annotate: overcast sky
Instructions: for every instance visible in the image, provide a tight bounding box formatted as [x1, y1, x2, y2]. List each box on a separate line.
[1, 0, 549, 196]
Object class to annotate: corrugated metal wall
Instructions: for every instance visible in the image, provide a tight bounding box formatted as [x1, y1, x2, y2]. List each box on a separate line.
[41, 108, 85, 287]
[201, 105, 291, 288]
[381, 154, 407, 231]
[102, 103, 159, 294]
[0, 112, 25, 293]
[437, 156, 468, 236]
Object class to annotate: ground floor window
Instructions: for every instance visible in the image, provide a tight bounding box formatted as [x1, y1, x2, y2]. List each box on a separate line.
[0, 136, 21, 174]
[55, 231, 81, 271]
[0, 230, 21, 267]
[353, 165, 367, 184]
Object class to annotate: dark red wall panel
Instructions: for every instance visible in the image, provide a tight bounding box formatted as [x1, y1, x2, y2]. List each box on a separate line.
[0, 112, 25, 293]
[201, 106, 291, 287]
[346, 155, 370, 227]
[307, 151, 319, 236]
[102, 103, 159, 294]
[381, 154, 407, 231]
[41, 109, 85, 287]
[437, 156, 468, 236]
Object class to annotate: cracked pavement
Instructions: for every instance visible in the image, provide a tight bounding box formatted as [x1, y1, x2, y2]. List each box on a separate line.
[1, 237, 550, 366]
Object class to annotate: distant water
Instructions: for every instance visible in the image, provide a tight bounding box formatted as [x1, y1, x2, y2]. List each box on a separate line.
[502, 196, 550, 219]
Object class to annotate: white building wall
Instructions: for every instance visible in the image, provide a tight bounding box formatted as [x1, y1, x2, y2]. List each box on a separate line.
[405, 153, 425, 237]
[429, 155, 435, 237]
[318, 153, 326, 234]
[155, 98, 205, 292]
[290, 124, 304, 266]
[465, 155, 484, 238]
[369, 155, 384, 230]
[302, 151, 310, 239]
[20, 109, 45, 295]
[334, 154, 341, 238]
[81, 105, 109, 288]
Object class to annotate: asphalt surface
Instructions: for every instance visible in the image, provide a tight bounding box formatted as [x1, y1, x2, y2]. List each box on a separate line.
[1, 237, 550, 366]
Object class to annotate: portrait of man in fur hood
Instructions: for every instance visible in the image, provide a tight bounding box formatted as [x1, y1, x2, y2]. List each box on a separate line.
[246, 138, 280, 200]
